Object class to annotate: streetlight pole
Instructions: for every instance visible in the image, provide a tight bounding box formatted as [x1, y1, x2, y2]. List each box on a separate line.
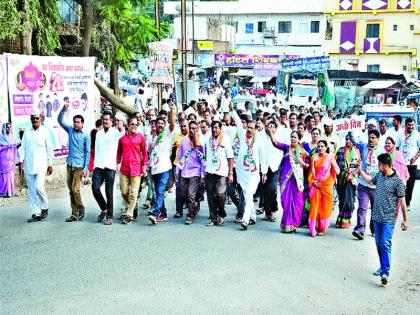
[155, 0, 163, 111]
[181, 0, 188, 106]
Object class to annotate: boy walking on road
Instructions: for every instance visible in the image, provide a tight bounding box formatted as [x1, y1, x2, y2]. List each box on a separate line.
[359, 153, 409, 285]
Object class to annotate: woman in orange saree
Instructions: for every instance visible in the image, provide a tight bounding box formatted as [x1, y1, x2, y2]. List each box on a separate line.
[308, 140, 340, 237]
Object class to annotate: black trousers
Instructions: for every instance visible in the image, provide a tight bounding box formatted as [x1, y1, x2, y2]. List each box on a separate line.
[262, 169, 279, 215]
[92, 168, 116, 218]
[206, 174, 227, 221]
[406, 165, 417, 207]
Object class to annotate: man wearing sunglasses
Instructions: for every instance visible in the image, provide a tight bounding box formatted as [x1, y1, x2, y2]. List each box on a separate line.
[20, 108, 53, 223]
[116, 116, 148, 225]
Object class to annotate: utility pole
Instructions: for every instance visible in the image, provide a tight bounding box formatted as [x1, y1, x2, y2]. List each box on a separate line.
[155, 0, 163, 111]
[181, 0, 188, 106]
[192, 0, 195, 65]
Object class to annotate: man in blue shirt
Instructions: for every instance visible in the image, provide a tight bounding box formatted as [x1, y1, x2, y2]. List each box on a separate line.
[58, 102, 90, 222]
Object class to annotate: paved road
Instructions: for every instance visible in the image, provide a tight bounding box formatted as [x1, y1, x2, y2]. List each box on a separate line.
[0, 183, 419, 315]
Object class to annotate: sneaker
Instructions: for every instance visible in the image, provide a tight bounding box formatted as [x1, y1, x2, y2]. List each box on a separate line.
[373, 268, 382, 276]
[40, 209, 48, 220]
[235, 216, 243, 224]
[65, 216, 78, 222]
[78, 209, 85, 221]
[249, 218, 256, 225]
[185, 217, 193, 225]
[241, 222, 248, 230]
[97, 211, 107, 222]
[352, 230, 364, 240]
[206, 220, 216, 227]
[27, 214, 41, 223]
[217, 217, 225, 226]
[381, 275, 388, 285]
[149, 215, 158, 225]
[173, 212, 182, 219]
[157, 213, 168, 222]
[122, 217, 132, 225]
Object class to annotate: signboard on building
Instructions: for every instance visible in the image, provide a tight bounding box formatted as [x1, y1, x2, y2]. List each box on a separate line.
[7, 54, 96, 157]
[0, 54, 8, 125]
[149, 41, 173, 85]
[281, 56, 330, 73]
[253, 64, 281, 77]
[196, 41, 214, 51]
[214, 53, 283, 68]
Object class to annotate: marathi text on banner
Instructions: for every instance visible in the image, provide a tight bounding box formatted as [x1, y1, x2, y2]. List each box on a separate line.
[148, 42, 173, 85]
[0, 54, 8, 125]
[7, 54, 97, 157]
[333, 115, 366, 134]
[214, 54, 298, 68]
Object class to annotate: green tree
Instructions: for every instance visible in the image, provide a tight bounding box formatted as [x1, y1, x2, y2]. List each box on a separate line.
[0, 0, 60, 55]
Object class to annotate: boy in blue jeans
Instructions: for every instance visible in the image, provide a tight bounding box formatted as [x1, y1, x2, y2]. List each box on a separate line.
[359, 153, 409, 285]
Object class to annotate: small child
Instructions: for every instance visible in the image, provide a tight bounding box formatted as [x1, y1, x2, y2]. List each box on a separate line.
[359, 153, 409, 285]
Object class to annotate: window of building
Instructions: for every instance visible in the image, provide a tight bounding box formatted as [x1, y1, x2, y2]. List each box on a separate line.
[325, 19, 333, 40]
[366, 23, 380, 38]
[258, 21, 267, 33]
[245, 23, 254, 34]
[278, 21, 292, 33]
[403, 65, 407, 71]
[57, 0, 78, 23]
[311, 21, 320, 33]
[393, 25, 397, 31]
[410, 25, 414, 31]
[235, 21, 238, 33]
[299, 23, 308, 33]
[367, 64, 380, 72]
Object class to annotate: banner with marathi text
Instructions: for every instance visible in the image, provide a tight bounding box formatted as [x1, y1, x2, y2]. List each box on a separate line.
[148, 42, 173, 85]
[0, 54, 8, 126]
[333, 115, 366, 134]
[7, 54, 96, 157]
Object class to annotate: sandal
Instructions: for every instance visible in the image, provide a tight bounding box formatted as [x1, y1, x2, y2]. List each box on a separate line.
[97, 210, 107, 222]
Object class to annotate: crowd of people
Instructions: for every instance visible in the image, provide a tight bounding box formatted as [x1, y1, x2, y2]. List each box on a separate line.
[1, 82, 418, 286]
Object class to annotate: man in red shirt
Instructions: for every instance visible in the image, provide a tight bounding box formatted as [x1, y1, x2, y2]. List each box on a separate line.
[117, 116, 148, 224]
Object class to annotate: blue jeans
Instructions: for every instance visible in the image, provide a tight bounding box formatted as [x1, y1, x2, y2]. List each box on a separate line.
[152, 170, 170, 216]
[373, 221, 395, 277]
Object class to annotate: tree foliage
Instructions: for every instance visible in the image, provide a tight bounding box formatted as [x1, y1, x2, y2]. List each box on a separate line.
[92, 0, 169, 71]
[0, 0, 60, 55]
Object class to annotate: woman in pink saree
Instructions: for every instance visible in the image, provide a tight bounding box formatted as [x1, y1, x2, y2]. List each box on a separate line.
[308, 140, 340, 237]
[384, 136, 409, 184]
[0, 123, 17, 197]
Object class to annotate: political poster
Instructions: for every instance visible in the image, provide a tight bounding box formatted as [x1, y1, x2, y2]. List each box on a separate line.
[333, 115, 365, 134]
[7, 54, 96, 157]
[0, 54, 8, 126]
[149, 42, 173, 85]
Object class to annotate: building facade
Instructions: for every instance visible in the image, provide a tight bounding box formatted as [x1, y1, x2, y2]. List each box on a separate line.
[164, 0, 326, 58]
[324, 0, 420, 79]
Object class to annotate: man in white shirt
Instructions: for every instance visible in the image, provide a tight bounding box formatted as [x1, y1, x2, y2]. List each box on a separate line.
[203, 120, 234, 226]
[20, 108, 53, 223]
[397, 117, 420, 210]
[148, 102, 176, 224]
[92, 111, 125, 225]
[260, 117, 284, 221]
[229, 105, 268, 230]
[378, 119, 388, 148]
[321, 117, 342, 154]
[387, 114, 404, 143]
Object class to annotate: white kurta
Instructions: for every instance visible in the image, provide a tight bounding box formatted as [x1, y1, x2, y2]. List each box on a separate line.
[230, 110, 268, 224]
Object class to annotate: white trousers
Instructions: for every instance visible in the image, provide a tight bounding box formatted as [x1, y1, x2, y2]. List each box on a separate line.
[241, 176, 260, 224]
[25, 173, 49, 215]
